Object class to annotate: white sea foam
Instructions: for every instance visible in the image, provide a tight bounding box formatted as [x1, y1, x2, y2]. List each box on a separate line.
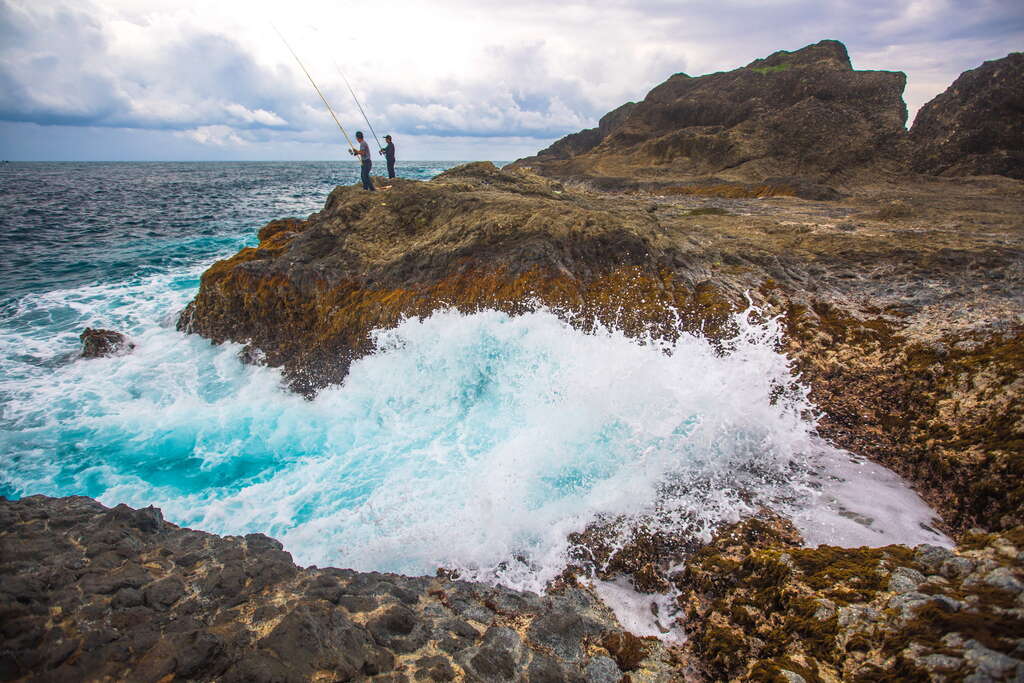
[1, 277, 949, 594]
[794, 442, 951, 549]
[592, 578, 686, 643]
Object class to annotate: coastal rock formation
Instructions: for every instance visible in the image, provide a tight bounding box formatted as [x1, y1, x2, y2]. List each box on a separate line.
[910, 52, 1024, 179]
[4, 497, 1022, 681]
[532, 102, 637, 161]
[0, 495, 679, 682]
[79, 327, 133, 358]
[180, 161, 1023, 534]
[509, 40, 908, 184]
[178, 163, 724, 396]
[673, 514, 1024, 681]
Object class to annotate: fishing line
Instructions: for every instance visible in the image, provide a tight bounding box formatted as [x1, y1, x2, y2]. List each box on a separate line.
[332, 59, 383, 153]
[271, 23, 356, 153]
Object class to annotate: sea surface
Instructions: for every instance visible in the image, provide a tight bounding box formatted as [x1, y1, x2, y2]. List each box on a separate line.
[0, 161, 948, 593]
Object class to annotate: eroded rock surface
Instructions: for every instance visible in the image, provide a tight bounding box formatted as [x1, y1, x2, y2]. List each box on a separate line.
[509, 40, 908, 184]
[0, 495, 680, 682]
[672, 514, 1024, 682]
[910, 52, 1024, 179]
[178, 162, 727, 396]
[5, 497, 1022, 681]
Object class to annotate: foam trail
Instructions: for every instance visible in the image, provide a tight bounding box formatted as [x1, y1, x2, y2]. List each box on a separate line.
[793, 442, 951, 548]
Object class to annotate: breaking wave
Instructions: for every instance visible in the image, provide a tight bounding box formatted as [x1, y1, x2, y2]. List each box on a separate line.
[0, 162, 948, 595]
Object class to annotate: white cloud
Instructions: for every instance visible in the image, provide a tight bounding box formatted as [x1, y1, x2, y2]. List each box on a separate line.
[224, 103, 287, 126]
[1, 0, 1022, 159]
[177, 124, 249, 146]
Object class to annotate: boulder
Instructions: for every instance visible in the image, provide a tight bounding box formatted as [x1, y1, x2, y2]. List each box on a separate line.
[910, 52, 1024, 179]
[79, 327, 134, 358]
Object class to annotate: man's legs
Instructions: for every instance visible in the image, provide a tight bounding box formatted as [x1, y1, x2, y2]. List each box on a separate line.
[361, 161, 375, 191]
[387, 159, 396, 179]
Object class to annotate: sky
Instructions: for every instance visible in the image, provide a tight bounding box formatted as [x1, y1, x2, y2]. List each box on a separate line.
[0, 0, 1021, 161]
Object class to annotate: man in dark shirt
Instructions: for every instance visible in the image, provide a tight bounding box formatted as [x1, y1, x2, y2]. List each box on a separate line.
[351, 131, 375, 191]
[380, 134, 396, 179]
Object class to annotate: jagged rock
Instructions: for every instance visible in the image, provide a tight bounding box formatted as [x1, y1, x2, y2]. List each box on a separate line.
[510, 40, 907, 184]
[4, 496, 1023, 681]
[0, 495, 681, 682]
[672, 517, 1024, 681]
[910, 52, 1024, 179]
[79, 327, 134, 358]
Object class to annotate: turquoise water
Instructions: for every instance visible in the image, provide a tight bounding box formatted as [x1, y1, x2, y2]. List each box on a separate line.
[0, 161, 837, 589]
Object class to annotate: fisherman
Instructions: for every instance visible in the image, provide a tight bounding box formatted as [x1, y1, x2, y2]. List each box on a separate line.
[350, 131, 375, 191]
[380, 134, 396, 179]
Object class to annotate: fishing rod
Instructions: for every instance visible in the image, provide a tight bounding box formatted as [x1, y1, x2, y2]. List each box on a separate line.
[272, 24, 356, 153]
[332, 59, 383, 153]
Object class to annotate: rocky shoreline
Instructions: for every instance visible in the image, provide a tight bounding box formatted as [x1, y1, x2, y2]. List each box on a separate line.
[0, 495, 678, 682]
[2, 496, 1022, 681]
[177, 160, 1023, 537]
[177, 40, 1023, 536]
[4, 39, 1023, 681]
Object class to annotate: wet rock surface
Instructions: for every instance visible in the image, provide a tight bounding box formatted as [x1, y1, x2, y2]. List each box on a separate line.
[0, 495, 681, 682]
[6, 497, 1022, 681]
[910, 52, 1024, 179]
[670, 514, 1024, 681]
[79, 327, 133, 358]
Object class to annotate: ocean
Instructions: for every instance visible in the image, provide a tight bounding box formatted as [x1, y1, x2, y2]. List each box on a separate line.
[0, 161, 949, 594]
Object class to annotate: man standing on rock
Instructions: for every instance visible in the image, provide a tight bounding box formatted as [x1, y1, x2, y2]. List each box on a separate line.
[351, 131, 375, 191]
[380, 134, 396, 179]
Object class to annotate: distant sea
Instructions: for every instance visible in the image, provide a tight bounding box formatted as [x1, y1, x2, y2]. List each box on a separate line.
[0, 161, 465, 301]
[0, 161, 948, 592]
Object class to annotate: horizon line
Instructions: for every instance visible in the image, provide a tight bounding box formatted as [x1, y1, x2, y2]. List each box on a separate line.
[0, 159, 509, 163]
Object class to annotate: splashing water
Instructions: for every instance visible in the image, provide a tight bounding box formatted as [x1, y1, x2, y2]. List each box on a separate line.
[0, 162, 949, 596]
[0, 297, 946, 591]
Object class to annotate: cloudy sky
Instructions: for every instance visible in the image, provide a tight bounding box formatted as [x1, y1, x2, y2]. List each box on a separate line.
[1, 0, 1021, 161]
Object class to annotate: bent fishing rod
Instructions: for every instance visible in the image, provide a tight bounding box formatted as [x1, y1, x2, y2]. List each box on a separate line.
[272, 24, 356, 154]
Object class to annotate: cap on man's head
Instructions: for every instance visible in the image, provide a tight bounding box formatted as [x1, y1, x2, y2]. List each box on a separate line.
[355, 131, 364, 137]
[384, 134, 392, 139]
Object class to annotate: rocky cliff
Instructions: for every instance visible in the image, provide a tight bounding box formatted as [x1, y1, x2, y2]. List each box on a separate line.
[509, 40, 909, 185]
[512, 41, 1024, 185]
[910, 52, 1024, 179]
